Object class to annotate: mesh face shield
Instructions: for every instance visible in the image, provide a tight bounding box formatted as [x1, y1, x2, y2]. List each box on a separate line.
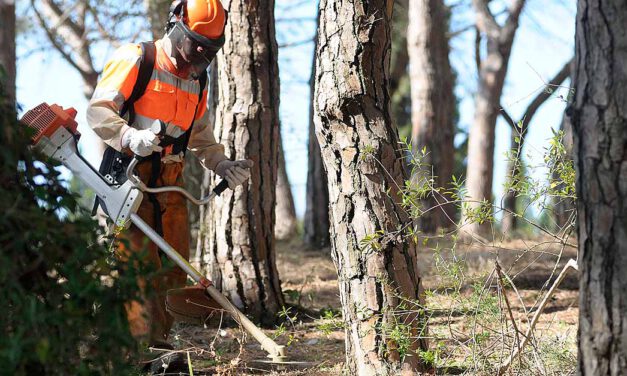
[169, 21, 225, 79]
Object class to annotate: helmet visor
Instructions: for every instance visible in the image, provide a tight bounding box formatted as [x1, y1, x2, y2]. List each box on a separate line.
[177, 21, 225, 65]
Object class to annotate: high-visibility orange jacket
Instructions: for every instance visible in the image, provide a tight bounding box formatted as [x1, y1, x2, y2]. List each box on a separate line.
[87, 39, 227, 170]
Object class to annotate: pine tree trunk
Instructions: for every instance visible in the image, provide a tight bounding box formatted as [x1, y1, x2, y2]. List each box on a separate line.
[572, 1, 627, 374]
[196, 0, 284, 325]
[314, 1, 427, 373]
[0, 0, 16, 105]
[407, 0, 455, 233]
[275, 138, 297, 240]
[501, 59, 572, 234]
[304, 112, 330, 249]
[144, 0, 170, 39]
[501, 131, 520, 234]
[553, 112, 575, 230]
[462, 0, 525, 239]
[304, 15, 330, 250]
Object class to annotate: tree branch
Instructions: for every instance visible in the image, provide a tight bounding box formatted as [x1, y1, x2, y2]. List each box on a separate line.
[501, 0, 526, 43]
[518, 57, 573, 135]
[474, 26, 482, 72]
[35, 0, 96, 78]
[30, 0, 82, 74]
[500, 106, 516, 129]
[472, 0, 501, 38]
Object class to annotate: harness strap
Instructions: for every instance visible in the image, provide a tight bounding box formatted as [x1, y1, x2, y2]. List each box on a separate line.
[94, 41, 207, 231]
[147, 153, 164, 236]
[121, 42, 156, 123]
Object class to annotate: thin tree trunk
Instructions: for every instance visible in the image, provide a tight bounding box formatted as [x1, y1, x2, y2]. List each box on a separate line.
[407, 0, 456, 233]
[553, 112, 575, 231]
[501, 129, 520, 233]
[572, 1, 627, 374]
[390, 0, 409, 99]
[275, 137, 297, 240]
[144, 0, 170, 39]
[314, 1, 427, 374]
[462, 0, 526, 238]
[196, 0, 284, 325]
[0, 0, 16, 105]
[304, 12, 330, 250]
[501, 59, 572, 233]
[304, 110, 330, 249]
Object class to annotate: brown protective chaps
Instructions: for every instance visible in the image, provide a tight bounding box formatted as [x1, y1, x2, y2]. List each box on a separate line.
[115, 161, 189, 346]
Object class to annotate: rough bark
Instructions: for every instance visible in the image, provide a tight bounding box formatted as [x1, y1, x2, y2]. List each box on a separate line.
[501, 59, 572, 233]
[304, 13, 330, 250]
[304, 113, 331, 249]
[407, 0, 456, 233]
[462, 0, 526, 238]
[314, 0, 427, 374]
[0, 0, 16, 105]
[196, 0, 284, 325]
[275, 137, 297, 240]
[572, 1, 627, 374]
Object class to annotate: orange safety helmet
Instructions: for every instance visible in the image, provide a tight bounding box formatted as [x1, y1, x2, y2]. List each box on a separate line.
[186, 0, 226, 39]
[167, 0, 226, 40]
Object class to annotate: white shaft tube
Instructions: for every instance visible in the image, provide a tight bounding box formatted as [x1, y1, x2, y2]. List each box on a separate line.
[130, 213, 286, 360]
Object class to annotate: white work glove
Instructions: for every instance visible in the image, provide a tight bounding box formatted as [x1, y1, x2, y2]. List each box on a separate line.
[215, 159, 254, 189]
[122, 128, 163, 157]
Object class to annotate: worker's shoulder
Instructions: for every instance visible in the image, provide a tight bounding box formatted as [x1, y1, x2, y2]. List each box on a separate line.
[107, 43, 145, 63]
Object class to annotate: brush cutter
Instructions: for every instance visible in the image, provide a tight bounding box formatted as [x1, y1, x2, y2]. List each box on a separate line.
[20, 103, 312, 367]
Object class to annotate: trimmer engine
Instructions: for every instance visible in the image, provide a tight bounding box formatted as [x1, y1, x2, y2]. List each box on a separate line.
[20, 103, 142, 227]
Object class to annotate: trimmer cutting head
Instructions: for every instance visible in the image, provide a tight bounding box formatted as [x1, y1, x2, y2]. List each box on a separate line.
[249, 345, 318, 369]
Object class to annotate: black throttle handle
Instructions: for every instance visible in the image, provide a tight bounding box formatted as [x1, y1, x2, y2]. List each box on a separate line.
[213, 180, 229, 196]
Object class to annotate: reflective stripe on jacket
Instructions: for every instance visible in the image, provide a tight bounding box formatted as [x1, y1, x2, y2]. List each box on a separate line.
[87, 40, 227, 170]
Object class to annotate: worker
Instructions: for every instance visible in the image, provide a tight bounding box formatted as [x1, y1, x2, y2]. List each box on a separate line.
[86, 0, 251, 372]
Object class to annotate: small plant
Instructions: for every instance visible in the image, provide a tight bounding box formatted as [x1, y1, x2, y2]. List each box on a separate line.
[316, 309, 345, 336]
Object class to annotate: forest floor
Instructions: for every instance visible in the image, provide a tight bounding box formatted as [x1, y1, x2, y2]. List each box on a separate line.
[173, 234, 578, 375]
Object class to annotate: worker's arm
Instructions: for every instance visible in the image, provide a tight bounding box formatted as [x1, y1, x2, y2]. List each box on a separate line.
[188, 86, 253, 189]
[188, 109, 228, 171]
[86, 44, 141, 151]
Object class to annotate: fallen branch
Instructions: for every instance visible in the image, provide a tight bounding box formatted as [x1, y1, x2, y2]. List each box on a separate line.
[497, 258, 578, 375]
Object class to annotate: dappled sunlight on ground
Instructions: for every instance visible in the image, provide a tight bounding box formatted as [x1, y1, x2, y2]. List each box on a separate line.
[173, 235, 578, 375]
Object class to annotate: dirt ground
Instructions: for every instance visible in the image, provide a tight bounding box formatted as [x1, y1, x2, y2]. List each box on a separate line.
[172, 235, 579, 375]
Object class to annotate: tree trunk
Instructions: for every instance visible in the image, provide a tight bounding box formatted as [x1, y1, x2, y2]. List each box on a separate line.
[196, 0, 284, 325]
[304, 13, 330, 250]
[390, 0, 409, 99]
[501, 131, 520, 233]
[572, 1, 627, 374]
[275, 137, 297, 240]
[0, 0, 16, 105]
[314, 1, 427, 374]
[407, 0, 455, 233]
[501, 59, 572, 233]
[462, 0, 526, 238]
[501, 130, 523, 233]
[553, 112, 575, 230]
[144, 0, 170, 39]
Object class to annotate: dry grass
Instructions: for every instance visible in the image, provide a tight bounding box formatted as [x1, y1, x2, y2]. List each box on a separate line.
[172, 235, 578, 375]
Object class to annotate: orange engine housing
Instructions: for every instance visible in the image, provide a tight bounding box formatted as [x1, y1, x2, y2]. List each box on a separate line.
[20, 103, 79, 145]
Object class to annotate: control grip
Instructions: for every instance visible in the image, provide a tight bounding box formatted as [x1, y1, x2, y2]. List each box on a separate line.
[213, 180, 229, 196]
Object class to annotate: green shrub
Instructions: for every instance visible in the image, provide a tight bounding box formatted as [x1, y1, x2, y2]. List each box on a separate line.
[0, 91, 145, 374]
